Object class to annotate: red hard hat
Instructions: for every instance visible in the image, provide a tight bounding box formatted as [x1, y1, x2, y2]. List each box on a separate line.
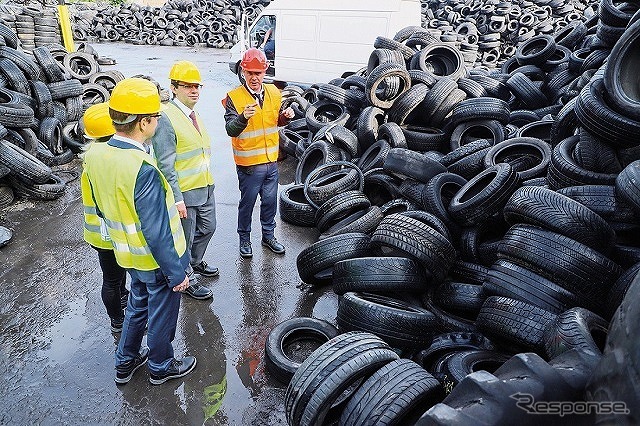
[241, 48, 269, 72]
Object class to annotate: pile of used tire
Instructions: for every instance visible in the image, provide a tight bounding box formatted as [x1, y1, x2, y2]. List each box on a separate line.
[266, 5, 640, 425]
[0, 22, 126, 208]
[68, 0, 272, 48]
[419, 0, 601, 68]
[0, 4, 63, 51]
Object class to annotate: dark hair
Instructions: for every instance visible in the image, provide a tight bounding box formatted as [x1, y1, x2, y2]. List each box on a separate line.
[109, 108, 144, 133]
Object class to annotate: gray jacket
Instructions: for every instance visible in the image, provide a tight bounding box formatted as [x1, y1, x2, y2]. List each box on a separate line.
[151, 101, 211, 207]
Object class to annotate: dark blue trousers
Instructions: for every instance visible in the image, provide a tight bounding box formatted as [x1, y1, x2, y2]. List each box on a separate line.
[236, 162, 278, 243]
[115, 269, 181, 375]
[94, 247, 127, 322]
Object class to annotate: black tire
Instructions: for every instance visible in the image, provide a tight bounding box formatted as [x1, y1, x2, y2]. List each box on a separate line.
[365, 61, 411, 109]
[0, 183, 14, 208]
[449, 119, 505, 151]
[586, 269, 640, 425]
[312, 124, 359, 157]
[476, 296, 557, 353]
[421, 172, 467, 238]
[401, 125, 449, 152]
[386, 83, 429, 126]
[575, 78, 640, 149]
[0, 46, 40, 81]
[315, 190, 371, 232]
[340, 359, 444, 426]
[363, 170, 401, 206]
[47, 79, 83, 100]
[503, 185, 615, 253]
[433, 282, 486, 320]
[483, 259, 583, 314]
[615, 161, 640, 214]
[557, 184, 638, 223]
[0, 57, 29, 95]
[337, 292, 438, 349]
[296, 233, 371, 285]
[7, 173, 66, 200]
[0, 139, 52, 184]
[285, 331, 399, 426]
[356, 106, 386, 150]
[483, 136, 550, 180]
[543, 307, 608, 360]
[432, 349, 511, 388]
[421, 289, 476, 333]
[516, 35, 556, 66]
[505, 72, 548, 109]
[265, 317, 339, 384]
[319, 205, 383, 240]
[333, 256, 428, 295]
[602, 20, 640, 121]
[383, 147, 447, 183]
[356, 140, 390, 173]
[497, 224, 623, 307]
[37, 116, 63, 155]
[413, 332, 496, 372]
[448, 163, 520, 226]
[304, 161, 363, 209]
[371, 214, 456, 283]
[279, 185, 316, 227]
[294, 140, 344, 185]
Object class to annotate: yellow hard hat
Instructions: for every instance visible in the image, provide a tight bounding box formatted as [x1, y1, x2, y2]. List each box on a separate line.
[169, 60, 202, 84]
[108, 77, 161, 119]
[83, 102, 115, 139]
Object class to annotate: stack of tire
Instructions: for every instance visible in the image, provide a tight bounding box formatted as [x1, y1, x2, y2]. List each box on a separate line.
[419, 0, 600, 68]
[0, 25, 125, 208]
[68, 0, 272, 48]
[268, 8, 640, 425]
[0, 4, 62, 51]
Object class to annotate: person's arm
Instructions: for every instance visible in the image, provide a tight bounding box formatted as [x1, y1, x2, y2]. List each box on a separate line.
[151, 114, 187, 216]
[134, 163, 187, 288]
[278, 103, 295, 126]
[224, 95, 250, 137]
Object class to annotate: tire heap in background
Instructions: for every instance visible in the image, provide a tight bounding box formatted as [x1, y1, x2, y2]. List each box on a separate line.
[419, 0, 601, 68]
[0, 22, 128, 208]
[68, 0, 272, 49]
[0, 4, 62, 50]
[267, 5, 640, 425]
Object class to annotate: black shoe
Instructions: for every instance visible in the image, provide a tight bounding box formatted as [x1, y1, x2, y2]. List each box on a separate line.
[182, 283, 213, 300]
[239, 241, 253, 258]
[110, 318, 124, 333]
[115, 348, 149, 384]
[191, 261, 219, 277]
[149, 356, 197, 385]
[262, 237, 285, 254]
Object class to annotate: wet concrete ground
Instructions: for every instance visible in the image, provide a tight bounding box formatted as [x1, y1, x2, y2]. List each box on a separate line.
[0, 43, 337, 425]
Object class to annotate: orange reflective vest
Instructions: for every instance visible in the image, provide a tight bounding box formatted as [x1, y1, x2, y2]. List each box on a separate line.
[227, 84, 281, 166]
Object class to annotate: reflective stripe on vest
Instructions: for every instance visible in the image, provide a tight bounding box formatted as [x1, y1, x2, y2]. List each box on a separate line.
[163, 102, 214, 192]
[83, 142, 186, 270]
[81, 143, 112, 250]
[228, 84, 281, 166]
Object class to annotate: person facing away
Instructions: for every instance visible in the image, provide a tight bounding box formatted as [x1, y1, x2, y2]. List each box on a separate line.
[80, 102, 129, 334]
[82, 77, 197, 386]
[223, 47, 295, 259]
[151, 60, 216, 301]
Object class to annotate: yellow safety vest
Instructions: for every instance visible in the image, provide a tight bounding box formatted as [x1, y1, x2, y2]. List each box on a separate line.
[228, 84, 281, 166]
[83, 142, 186, 271]
[163, 102, 214, 192]
[81, 142, 112, 250]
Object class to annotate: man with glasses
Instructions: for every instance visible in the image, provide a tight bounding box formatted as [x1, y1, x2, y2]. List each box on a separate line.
[223, 48, 294, 259]
[152, 61, 216, 301]
[83, 78, 197, 385]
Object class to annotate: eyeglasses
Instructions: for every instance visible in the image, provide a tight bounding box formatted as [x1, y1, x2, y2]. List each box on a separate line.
[148, 114, 162, 118]
[176, 83, 203, 89]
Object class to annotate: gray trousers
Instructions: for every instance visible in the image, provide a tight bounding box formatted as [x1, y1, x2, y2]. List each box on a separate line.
[181, 184, 216, 267]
